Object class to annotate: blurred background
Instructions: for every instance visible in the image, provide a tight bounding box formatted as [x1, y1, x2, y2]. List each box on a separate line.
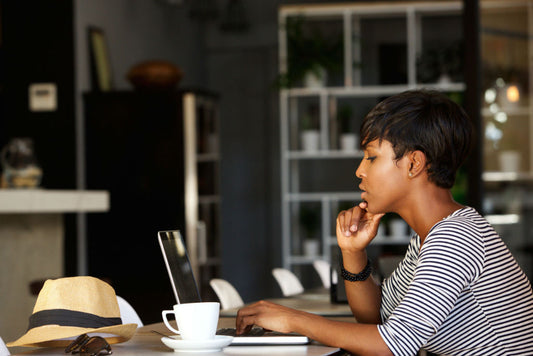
[0, 0, 532, 342]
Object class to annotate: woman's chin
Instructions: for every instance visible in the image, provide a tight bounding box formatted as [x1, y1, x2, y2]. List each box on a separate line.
[365, 203, 387, 215]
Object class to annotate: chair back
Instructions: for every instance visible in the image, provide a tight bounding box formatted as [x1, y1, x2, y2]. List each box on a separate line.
[313, 260, 331, 288]
[0, 337, 10, 356]
[209, 279, 245, 310]
[272, 268, 304, 296]
[117, 295, 144, 327]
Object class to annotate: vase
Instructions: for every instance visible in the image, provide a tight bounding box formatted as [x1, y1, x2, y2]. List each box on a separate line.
[303, 239, 320, 256]
[339, 133, 359, 152]
[0, 138, 43, 188]
[389, 219, 408, 240]
[301, 130, 320, 152]
[303, 66, 327, 88]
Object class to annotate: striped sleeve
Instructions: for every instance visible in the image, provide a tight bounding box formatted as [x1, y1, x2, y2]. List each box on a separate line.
[377, 217, 485, 356]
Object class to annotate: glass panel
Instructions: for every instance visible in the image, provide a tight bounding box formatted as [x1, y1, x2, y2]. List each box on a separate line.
[481, 1, 533, 279]
[283, 15, 344, 88]
[481, 4, 530, 173]
[419, 14, 463, 84]
[289, 201, 322, 257]
[360, 16, 407, 86]
[288, 96, 321, 151]
[296, 159, 359, 193]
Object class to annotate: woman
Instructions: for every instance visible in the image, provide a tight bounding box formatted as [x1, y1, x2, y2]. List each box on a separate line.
[236, 90, 533, 355]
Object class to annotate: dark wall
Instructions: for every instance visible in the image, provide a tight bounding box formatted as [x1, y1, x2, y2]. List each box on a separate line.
[1, 0, 76, 189]
[1, 0, 79, 276]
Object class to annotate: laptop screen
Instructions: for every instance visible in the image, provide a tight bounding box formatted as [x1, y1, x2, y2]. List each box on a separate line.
[157, 230, 201, 304]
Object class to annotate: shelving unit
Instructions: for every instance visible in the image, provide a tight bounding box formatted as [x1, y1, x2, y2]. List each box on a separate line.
[278, 2, 464, 274]
[188, 92, 222, 293]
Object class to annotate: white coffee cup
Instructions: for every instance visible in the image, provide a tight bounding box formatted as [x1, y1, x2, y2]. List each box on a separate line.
[162, 302, 220, 340]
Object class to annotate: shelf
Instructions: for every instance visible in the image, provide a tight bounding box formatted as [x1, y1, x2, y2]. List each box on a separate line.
[282, 83, 466, 98]
[482, 106, 530, 117]
[280, 2, 462, 18]
[198, 195, 221, 204]
[482, 171, 533, 182]
[289, 255, 328, 265]
[485, 214, 520, 225]
[286, 192, 362, 202]
[286, 150, 364, 159]
[197, 153, 220, 162]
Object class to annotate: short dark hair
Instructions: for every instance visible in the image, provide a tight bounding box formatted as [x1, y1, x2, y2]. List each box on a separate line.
[360, 90, 473, 189]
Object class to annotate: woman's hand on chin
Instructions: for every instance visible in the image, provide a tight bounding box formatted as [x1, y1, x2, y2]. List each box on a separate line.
[336, 203, 385, 253]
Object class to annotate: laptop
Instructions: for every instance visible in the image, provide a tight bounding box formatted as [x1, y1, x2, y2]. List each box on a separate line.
[157, 230, 309, 345]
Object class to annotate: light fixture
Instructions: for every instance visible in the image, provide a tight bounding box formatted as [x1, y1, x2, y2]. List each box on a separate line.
[506, 84, 520, 103]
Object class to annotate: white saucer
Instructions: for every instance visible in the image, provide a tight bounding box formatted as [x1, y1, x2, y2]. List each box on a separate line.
[161, 335, 233, 353]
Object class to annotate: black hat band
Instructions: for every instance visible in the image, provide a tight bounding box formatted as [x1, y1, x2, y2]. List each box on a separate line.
[27, 309, 122, 331]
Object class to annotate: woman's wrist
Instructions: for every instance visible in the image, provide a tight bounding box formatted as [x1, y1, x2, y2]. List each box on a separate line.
[341, 258, 372, 282]
[341, 250, 368, 274]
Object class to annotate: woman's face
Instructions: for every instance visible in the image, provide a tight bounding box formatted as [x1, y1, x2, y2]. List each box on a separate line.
[356, 139, 410, 214]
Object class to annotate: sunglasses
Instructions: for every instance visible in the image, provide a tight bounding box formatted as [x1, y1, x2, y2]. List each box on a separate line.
[65, 334, 112, 356]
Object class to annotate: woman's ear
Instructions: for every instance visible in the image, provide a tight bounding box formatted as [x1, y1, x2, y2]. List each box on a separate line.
[408, 150, 427, 178]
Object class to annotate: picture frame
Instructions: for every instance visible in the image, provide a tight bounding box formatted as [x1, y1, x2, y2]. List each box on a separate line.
[88, 26, 113, 91]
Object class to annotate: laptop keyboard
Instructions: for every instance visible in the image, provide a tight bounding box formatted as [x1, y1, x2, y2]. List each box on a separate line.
[217, 327, 266, 337]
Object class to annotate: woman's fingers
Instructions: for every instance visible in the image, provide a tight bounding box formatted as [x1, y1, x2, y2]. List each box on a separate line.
[235, 301, 296, 335]
[337, 206, 365, 237]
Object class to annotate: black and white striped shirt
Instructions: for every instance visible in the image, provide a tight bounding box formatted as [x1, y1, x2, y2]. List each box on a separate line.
[377, 207, 533, 356]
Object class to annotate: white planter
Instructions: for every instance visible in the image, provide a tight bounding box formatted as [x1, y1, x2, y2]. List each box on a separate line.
[303, 239, 320, 256]
[301, 130, 320, 152]
[339, 133, 359, 152]
[389, 219, 408, 240]
[303, 67, 327, 88]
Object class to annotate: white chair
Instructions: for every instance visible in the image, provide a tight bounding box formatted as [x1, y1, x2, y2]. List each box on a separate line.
[313, 260, 331, 289]
[209, 278, 244, 309]
[209, 278, 245, 310]
[0, 337, 10, 356]
[272, 268, 304, 296]
[117, 295, 144, 327]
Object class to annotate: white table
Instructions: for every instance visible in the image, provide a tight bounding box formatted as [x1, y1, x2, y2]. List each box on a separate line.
[11, 321, 345, 356]
[220, 291, 354, 318]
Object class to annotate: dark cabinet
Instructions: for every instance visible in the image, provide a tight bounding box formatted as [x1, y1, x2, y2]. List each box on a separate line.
[84, 90, 220, 323]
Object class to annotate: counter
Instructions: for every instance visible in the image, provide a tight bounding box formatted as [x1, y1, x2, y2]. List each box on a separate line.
[0, 189, 109, 344]
[0, 189, 109, 213]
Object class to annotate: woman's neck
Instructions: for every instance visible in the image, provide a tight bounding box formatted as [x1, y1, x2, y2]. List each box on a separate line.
[398, 187, 464, 243]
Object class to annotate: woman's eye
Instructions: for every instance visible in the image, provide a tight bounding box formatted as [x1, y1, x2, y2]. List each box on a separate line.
[366, 156, 376, 162]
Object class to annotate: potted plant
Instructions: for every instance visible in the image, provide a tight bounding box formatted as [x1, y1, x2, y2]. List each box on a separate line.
[416, 41, 463, 84]
[300, 104, 320, 152]
[337, 105, 358, 151]
[299, 204, 321, 256]
[276, 16, 343, 89]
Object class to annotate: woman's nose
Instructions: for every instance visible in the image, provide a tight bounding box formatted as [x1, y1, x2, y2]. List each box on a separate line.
[355, 162, 364, 179]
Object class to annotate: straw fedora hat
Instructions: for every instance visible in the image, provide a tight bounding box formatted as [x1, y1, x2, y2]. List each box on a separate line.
[8, 276, 138, 347]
